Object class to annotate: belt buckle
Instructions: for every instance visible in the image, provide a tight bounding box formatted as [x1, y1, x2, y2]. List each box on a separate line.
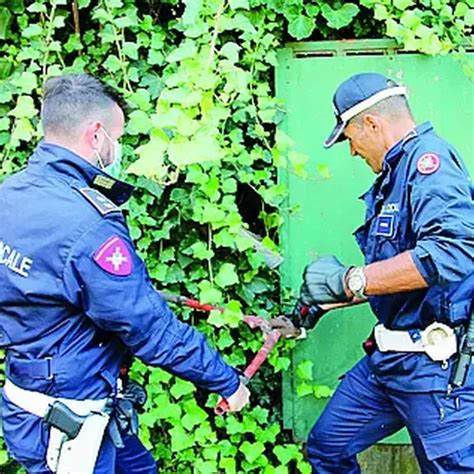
[45, 357, 54, 381]
[421, 323, 457, 361]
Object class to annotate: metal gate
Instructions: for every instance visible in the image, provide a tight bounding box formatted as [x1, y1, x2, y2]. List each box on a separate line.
[277, 39, 473, 448]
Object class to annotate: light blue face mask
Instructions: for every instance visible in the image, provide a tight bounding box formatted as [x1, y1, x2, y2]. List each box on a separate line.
[104, 142, 122, 178]
[97, 128, 123, 179]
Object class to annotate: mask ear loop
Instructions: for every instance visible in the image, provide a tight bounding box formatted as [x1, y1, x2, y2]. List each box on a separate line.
[98, 127, 117, 169]
[94, 128, 109, 170]
[95, 149, 106, 170]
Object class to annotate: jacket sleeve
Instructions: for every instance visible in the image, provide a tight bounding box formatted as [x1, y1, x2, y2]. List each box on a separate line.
[409, 146, 474, 286]
[62, 215, 240, 398]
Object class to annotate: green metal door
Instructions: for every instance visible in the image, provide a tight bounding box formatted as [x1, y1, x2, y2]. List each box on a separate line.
[277, 39, 474, 444]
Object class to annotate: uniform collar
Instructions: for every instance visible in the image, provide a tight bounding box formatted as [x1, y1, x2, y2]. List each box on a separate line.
[358, 122, 434, 205]
[384, 121, 433, 167]
[28, 141, 134, 206]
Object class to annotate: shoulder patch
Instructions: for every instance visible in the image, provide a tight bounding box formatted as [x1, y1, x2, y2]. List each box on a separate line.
[416, 153, 440, 175]
[78, 188, 120, 216]
[93, 235, 133, 276]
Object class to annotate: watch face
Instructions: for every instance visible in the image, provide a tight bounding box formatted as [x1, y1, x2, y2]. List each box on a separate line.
[349, 275, 364, 292]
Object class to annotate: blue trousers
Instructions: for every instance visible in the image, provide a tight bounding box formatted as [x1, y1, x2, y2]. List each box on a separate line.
[2, 392, 157, 473]
[307, 357, 474, 473]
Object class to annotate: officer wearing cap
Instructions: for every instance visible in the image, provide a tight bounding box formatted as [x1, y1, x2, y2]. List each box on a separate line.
[292, 73, 474, 472]
[0, 74, 250, 473]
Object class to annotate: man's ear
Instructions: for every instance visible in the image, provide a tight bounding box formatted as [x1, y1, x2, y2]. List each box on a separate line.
[362, 114, 384, 135]
[86, 121, 102, 148]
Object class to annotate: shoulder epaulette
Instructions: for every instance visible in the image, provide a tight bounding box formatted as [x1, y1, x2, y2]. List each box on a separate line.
[78, 187, 120, 216]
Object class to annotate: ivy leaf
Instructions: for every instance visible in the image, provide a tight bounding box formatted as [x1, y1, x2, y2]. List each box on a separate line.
[274, 445, 300, 465]
[321, 4, 360, 29]
[400, 9, 422, 28]
[0, 7, 12, 39]
[393, 0, 415, 10]
[123, 41, 139, 60]
[220, 42, 241, 63]
[167, 39, 198, 62]
[103, 55, 123, 73]
[216, 331, 234, 349]
[373, 4, 388, 20]
[9, 96, 36, 118]
[127, 130, 168, 180]
[187, 241, 214, 260]
[201, 202, 226, 224]
[296, 382, 313, 397]
[220, 457, 236, 473]
[287, 15, 315, 40]
[240, 441, 265, 464]
[229, 0, 249, 10]
[208, 309, 226, 327]
[198, 281, 222, 304]
[22, 23, 43, 38]
[215, 263, 239, 288]
[182, 400, 208, 430]
[313, 384, 334, 398]
[168, 133, 224, 166]
[316, 163, 331, 180]
[10, 118, 34, 145]
[12, 72, 38, 94]
[289, 151, 309, 178]
[170, 379, 195, 399]
[170, 425, 195, 451]
[296, 360, 314, 381]
[128, 110, 153, 135]
[454, 3, 469, 17]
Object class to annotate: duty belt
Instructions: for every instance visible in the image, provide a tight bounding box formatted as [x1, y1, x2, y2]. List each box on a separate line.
[3, 379, 111, 474]
[374, 322, 458, 361]
[3, 378, 108, 417]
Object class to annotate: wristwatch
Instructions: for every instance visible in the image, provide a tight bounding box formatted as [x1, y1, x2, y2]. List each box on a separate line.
[346, 266, 367, 299]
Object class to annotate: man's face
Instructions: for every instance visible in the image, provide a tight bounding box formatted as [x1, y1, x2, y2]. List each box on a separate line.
[343, 117, 386, 174]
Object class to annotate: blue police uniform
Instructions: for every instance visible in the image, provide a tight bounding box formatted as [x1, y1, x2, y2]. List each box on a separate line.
[307, 123, 474, 473]
[0, 142, 240, 472]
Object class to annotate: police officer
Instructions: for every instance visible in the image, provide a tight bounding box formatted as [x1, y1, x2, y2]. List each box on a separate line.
[293, 73, 474, 473]
[0, 74, 250, 473]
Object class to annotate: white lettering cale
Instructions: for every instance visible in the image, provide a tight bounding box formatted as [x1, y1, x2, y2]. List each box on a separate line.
[0, 240, 33, 277]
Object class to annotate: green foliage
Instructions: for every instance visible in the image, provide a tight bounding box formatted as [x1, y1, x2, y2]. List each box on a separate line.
[0, 0, 470, 471]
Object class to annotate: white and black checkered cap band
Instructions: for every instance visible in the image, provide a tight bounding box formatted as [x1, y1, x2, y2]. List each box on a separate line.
[339, 86, 407, 122]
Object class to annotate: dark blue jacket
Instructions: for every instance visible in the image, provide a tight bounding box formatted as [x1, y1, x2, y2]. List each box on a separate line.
[354, 122, 474, 391]
[0, 142, 239, 400]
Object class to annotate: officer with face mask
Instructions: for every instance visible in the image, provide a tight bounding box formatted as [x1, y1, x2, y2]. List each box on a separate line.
[291, 73, 474, 473]
[0, 74, 250, 473]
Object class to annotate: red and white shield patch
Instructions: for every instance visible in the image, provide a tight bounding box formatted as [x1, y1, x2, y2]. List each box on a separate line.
[93, 236, 133, 276]
[416, 153, 440, 175]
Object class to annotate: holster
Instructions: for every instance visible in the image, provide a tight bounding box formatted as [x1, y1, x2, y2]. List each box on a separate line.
[48, 411, 111, 474]
[45, 402, 111, 474]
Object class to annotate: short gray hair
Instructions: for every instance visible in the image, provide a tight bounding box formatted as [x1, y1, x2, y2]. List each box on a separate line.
[349, 80, 414, 125]
[41, 74, 126, 137]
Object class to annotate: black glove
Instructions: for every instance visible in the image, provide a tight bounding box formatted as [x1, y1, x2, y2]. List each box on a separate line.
[122, 380, 148, 408]
[114, 380, 148, 437]
[300, 255, 351, 305]
[290, 300, 328, 330]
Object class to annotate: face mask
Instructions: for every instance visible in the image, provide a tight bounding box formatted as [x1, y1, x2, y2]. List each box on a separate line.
[96, 128, 123, 178]
[104, 142, 122, 178]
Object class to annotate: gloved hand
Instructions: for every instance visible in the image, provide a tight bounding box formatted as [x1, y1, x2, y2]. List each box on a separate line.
[225, 380, 250, 412]
[299, 255, 351, 305]
[290, 300, 328, 330]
